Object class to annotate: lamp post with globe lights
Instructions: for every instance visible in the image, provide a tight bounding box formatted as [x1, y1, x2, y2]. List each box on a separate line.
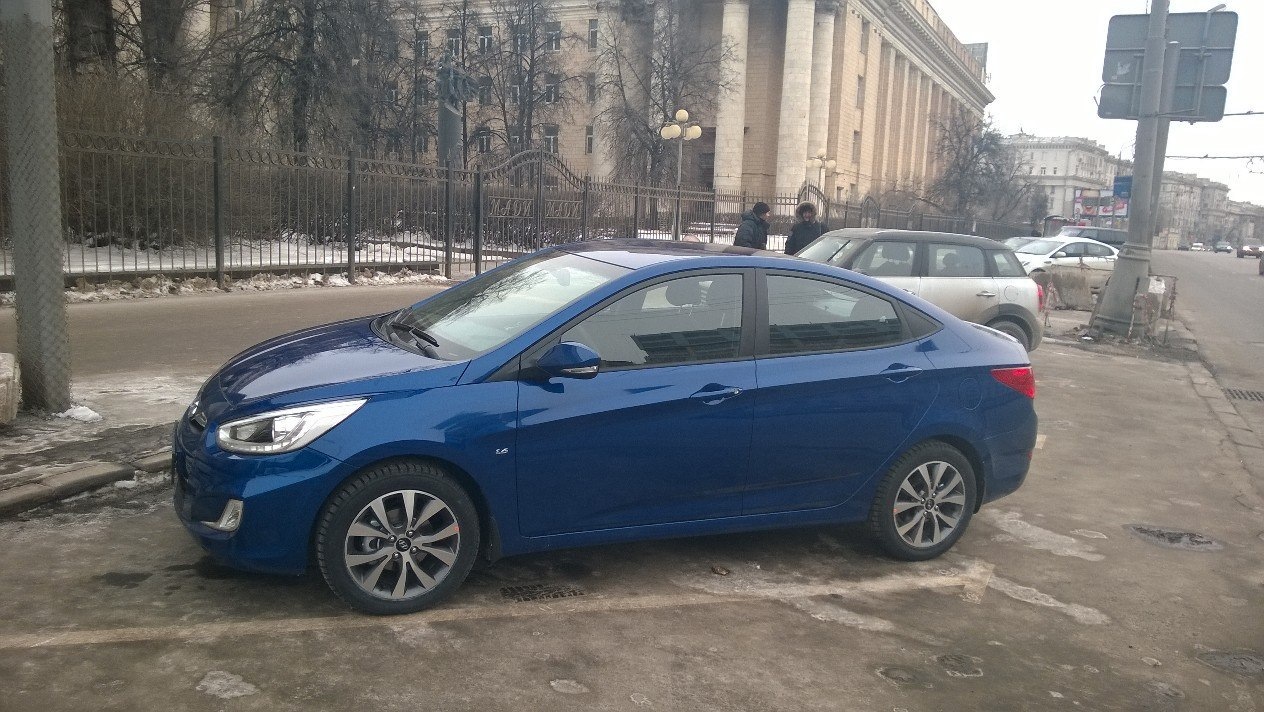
[807, 148, 836, 191]
[660, 109, 703, 238]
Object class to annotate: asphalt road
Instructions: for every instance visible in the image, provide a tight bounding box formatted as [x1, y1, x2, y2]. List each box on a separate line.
[1151, 249, 1264, 432]
[0, 284, 448, 379]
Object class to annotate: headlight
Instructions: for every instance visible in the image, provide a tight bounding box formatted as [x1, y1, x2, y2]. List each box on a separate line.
[216, 399, 366, 455]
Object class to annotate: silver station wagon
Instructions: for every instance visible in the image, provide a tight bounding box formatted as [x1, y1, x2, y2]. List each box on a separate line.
[796, 229, 1043, 351]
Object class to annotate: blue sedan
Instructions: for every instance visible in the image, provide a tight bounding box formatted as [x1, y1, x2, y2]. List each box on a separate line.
[174, 240, 1037, 614]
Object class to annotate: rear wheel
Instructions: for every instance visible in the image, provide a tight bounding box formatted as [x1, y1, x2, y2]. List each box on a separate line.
[868, 442, 978, 561]
[315, 460, 480, 615]
[986, 318, 1031, 351]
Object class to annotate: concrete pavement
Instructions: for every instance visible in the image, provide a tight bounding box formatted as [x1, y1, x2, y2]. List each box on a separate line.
[0, 311, 1261, 710]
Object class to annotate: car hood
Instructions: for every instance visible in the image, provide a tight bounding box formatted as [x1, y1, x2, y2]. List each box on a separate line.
[201, 316, 464, 417]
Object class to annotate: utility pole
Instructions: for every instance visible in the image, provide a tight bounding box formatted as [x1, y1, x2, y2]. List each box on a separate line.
[2, 0, 71, 411]
[1092, 0, 1168, 335]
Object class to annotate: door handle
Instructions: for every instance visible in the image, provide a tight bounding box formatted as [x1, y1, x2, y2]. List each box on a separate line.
[881, 365, 923, 383]
[976, 291, 997, 297]
[689, 386, 743, 405]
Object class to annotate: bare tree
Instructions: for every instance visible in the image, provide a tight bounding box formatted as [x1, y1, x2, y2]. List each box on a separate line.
[926, 107, 1033, 221]
[595, 0, 733, 184]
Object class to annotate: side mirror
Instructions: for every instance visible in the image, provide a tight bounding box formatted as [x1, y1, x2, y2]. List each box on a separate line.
[537, 341, 601, 379]
[1052, 251, 1068, 259]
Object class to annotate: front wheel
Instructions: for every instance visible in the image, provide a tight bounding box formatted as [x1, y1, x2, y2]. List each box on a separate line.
[868, 442, 978, 561]
[315, 460, 480, 615]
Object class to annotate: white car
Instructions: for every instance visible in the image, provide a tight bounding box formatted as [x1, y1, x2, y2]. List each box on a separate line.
[1014, 236, 1119, 275]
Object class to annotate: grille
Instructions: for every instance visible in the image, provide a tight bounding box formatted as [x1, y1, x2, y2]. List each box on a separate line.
[1224, 389, 1264, 403]
[499, 583, 586, 602]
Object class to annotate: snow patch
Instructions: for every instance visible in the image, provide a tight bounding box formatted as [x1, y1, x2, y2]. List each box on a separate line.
[195, 671, 259, 699]
[987, 575, 1111, 625]
[980, 510, 1105, 561]
[54, 405, 102, 423]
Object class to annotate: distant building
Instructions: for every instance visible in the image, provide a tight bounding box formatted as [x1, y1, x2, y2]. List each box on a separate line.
[1004, 135, 1118, 220]
[1153, 171, 1229, 249]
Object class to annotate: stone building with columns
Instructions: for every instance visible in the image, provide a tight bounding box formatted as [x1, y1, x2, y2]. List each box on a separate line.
[401, 0, 991, 201]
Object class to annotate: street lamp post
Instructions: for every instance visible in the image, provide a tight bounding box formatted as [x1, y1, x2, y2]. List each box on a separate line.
[806, 148, 837, 191]
[661, 109, 703, 239]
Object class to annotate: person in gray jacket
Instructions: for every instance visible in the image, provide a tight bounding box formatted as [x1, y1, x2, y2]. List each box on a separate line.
[734, 202, 771, 250]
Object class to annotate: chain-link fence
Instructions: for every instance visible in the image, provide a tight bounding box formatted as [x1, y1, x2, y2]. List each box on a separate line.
[0, 130, 1033, 284]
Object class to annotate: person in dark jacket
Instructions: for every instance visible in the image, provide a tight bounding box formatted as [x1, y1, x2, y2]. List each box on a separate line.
[734, 202, 771, 250]
[784, 202, 826, 255]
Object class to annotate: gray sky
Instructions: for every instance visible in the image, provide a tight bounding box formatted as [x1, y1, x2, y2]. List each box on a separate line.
[931, 0, 1264, 204]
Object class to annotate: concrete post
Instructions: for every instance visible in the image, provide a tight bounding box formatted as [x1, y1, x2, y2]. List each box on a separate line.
[773, 0, 817, 198]
[2, 0, 71, 412]
[1093, 0, 1168, 335]
[805, 2, 837, 186]
[713, 0, 750, 193]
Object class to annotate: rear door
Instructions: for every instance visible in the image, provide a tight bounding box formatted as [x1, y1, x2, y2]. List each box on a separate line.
[846, 239, 921, 297]
[917, 242, 995, 323]
[1083, 241, 1118, 270]
[744, 271, 939, 514]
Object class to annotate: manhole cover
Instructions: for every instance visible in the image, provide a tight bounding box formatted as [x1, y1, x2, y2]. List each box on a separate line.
[1196, 650, 1264, 676]
[1224, 388, 1264, 403]
[499, 583, 585, 602]
[1127, 525, 1223, 551]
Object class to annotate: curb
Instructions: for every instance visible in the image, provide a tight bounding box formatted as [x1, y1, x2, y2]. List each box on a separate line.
[0, 448, 171, 517]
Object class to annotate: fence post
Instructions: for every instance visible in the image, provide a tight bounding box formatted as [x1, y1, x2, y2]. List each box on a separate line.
[580, 176, 590, 241]
[633, 183, 641, 238]
[212, 136, 226, 290]
[345, 150, 358, 284]
[444, 162, 455, 279]
[710, 188, 717, 243]
[473, 169, 484, 275]
[533, 153, 544, 248]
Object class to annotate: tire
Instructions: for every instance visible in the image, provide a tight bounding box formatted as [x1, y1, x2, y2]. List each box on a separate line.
[315, 460, 480, 615]
[868, 441, 978, 561]
[986, 318, 1031, 351]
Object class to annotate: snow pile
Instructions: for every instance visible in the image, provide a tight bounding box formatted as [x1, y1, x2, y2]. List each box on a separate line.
[54, 405, 103, 423]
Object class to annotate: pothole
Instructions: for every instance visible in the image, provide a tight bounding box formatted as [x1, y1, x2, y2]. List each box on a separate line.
[935, 653, 983, 678]
[1195, 650, 1264, 676]
[1127, 525, 1223, 551]
[876, 666, 930, 688]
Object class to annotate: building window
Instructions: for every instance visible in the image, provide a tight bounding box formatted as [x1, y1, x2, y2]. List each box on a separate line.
[856, 75, 865, 107]
[508, 127, 522, 148]
[545, 21, 561, 52]
[588, 18, 599, 50]
[585, 125, 594, 154]
[513, 26, 528, 53]
[851, 131, 861, 163]
[476, 128, 492, 154]
[586, 72, 597, 103]
[1040, 167, 1047, 175]
[415, 31, 429, 59]
[509, 80, 522, 104]
[1052, 167, 1058, 175]
[543, 125, 559, 154]
[478, 76, 492, 105]
[477, 25, 492, 53]
[860, 20, 871, 54]
[446, 29, 461, 56]
[849, 183, 858, 201]
[544, 73, 560, 103]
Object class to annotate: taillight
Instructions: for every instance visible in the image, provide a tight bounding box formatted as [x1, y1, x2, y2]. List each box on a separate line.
[1036, 283, 1046, 312]
[992, 367, 1036, 399]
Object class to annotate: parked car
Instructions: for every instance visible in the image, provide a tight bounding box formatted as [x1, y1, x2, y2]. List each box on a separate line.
[1213, 242, 1233, 254]
[1192, 242, 1206, 251]
[1177, 243, 1192, 251]
[1002, 236, 1038, 250]
[1056, 226, 1128, 248]
[796, 229, 1043, 351]
[1013, 236, 1119, 275]
[1238, 241, 1262, 258]
[174, 240, 1038, 615]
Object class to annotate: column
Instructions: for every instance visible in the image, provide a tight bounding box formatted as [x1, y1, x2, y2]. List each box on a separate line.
[774, 0, 817, 196]
[713, 0, 749, 193]
[590, 2, 618, 180]
[804, 1, 837, 186]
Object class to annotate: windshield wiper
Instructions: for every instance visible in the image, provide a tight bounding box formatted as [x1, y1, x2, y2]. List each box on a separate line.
[384, 315, 442, 357]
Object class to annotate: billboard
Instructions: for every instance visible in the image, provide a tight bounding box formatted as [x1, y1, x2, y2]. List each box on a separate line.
[1075, 189, 1129, 219]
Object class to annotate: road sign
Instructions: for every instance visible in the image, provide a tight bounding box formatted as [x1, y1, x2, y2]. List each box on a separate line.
[1098, 83, 1226, 122]
[1113, 175, 1133, 200]
[1103, 12, 1237, 85]
[1099, 11, 1236, 123]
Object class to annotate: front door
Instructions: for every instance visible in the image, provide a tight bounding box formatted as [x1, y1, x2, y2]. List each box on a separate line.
[744, 273, 939, 514]
[848, 239, 922, 296]
[516, 272, 755, 536]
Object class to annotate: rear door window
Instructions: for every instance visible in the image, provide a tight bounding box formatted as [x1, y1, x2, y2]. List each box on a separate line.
[989, 250, 1027, 278]
[927, 244, 987, 278]
[765, 275, 904, 354]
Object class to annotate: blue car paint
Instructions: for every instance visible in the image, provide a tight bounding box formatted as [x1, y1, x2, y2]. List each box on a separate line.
[174, 240, 1036, 575]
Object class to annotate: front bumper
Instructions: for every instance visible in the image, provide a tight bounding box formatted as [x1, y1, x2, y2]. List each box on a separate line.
[172, 419, 351, 575]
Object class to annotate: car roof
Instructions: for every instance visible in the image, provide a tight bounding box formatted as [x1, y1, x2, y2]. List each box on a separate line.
[818, 228, 1005, 251]
[558, 238, 789, 269]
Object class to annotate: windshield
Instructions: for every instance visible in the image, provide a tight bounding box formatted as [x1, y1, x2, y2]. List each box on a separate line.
[1016, 239, 1063, 255]
[385, 251, 628, 360]
[796, 235, 866, 266]
[1058, 227, 1085, 237]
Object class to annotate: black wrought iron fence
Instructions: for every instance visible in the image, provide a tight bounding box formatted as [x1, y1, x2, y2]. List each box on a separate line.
[0, 130, 1033, 285]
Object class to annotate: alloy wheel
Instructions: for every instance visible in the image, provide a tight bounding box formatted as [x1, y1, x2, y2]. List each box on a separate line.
[343, 489, 460, 600]
[891, 461, 968, 548]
